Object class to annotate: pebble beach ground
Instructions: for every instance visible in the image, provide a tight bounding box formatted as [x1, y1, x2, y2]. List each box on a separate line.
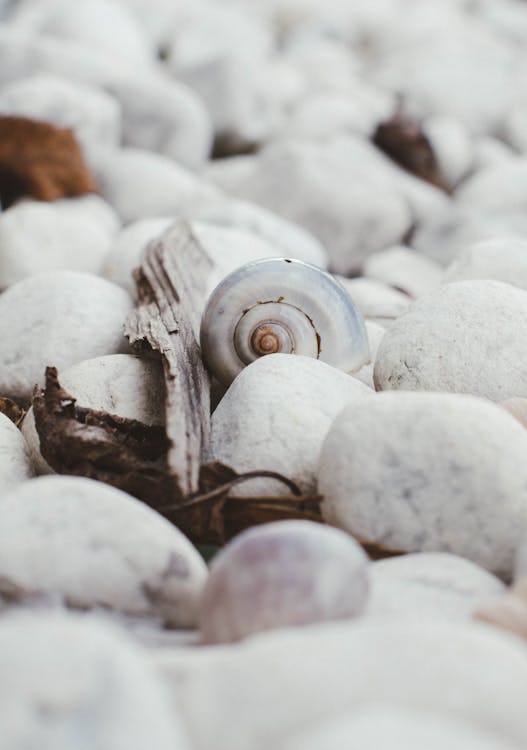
[2, 1, 527, 748]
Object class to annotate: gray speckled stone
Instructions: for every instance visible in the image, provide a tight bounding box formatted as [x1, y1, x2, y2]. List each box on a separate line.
[318, 391, 527, 577]
[374, 280, 527, 401]
[0, 476, 207, 627]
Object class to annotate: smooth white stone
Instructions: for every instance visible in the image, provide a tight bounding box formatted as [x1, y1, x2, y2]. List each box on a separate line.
[0, 476, 207, 626]
[93, 148, 220, 223]
[199, 521, 369, 644]
[353, 320, 386, 389]
[365, 553, 506, 620]
[362, 246, 442, 298]
[0, 610, 190, 750]
[207, 354, 371, 496]
[423, 114, 475, 187]
[0, 73, 121, 155]
[279, 707, 521, 750]
[154, 618, 527, 750]
[443, 237, 527, 289]
[374, 280, 527, 401]
[0, 271, 133, 402]
[0, 412, 35, 489]
[319, 391, 527, 577]
[101, 217, 174, 296]
[337, 276, 410, 325]
[0, 197, 119, 288]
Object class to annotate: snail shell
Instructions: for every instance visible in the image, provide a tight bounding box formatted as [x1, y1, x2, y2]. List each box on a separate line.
[200, 258, 370, 387]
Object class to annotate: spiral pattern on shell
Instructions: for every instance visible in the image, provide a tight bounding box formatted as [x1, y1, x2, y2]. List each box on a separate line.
[200, 258, 370, 387]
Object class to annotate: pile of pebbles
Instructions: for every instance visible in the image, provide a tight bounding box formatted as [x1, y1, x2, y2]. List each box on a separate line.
[2, 0, 527, 748]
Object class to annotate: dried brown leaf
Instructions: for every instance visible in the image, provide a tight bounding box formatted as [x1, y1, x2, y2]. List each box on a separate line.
[0, 116, 97, 208]
[373, 108, 448, 191]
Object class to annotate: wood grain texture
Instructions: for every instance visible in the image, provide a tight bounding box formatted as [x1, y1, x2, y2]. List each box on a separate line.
[125, 221, 213, 496]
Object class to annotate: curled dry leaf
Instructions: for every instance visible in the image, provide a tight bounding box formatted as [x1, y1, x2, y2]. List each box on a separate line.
[33, 367, 323, 546]
[0, 397, 25, 427]
[0, 116, 97, 208]
[373, 108, 448, 191]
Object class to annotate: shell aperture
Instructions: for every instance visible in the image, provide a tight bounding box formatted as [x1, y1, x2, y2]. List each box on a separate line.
[200, 258, 370, 386]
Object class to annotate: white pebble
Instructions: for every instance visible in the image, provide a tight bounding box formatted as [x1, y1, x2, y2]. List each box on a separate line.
[155, 618, 527, 750]
[319, 391, 527, 577]
[207, 354, 371, 496]
[362, 245, 442, 298]
[373, 280, 527, 401]
[0, 610, 189, 750]
[423, 115, 475, 188]
[199, 521, 369, 644]
[0, 412, 35, 489]
[336, 276, 410, 325]
[0, 198, 118, 288]
[207, 137, 412, 274]
[443, 237, 527, 290]
[185, 197, 329, 270]
[0, 271, 133, 402]
[279, 706, 520, 750]
[0, 476, 207, 626]
[93, 148, 219, 223]
[0, 73, 121, 156]
[353, 320, 386, 389]
[366, 553, 505, 620]
[101, 217, 174, 296]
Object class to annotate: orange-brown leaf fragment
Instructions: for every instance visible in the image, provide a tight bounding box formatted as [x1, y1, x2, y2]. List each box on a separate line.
[0, 396, 25, 427]
[0, 116, 97, 208]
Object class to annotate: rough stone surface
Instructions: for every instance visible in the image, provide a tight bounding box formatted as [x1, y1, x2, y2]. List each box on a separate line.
[22, 353, 166, 474]
[0, 412, 35, 489]
[199, 520, 369, 644]
[207, 354, 371, 496]
[374, 280, 527, 401]
[365, 553, 505, 620]
[0, 476, 207, 626]
[0, 609, 190, 750]
[319, 391, 527, 577]
[443, 238, 527, 290]
[0, 271, 133, 402]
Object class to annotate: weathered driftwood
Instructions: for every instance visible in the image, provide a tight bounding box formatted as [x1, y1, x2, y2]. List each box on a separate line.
[124, 221, 213, 496]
